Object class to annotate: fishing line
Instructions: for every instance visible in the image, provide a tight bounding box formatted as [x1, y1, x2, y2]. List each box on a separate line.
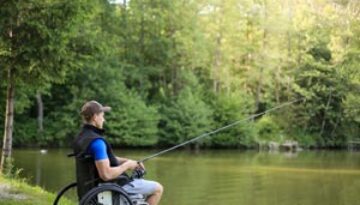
[139, 98, 305, 163]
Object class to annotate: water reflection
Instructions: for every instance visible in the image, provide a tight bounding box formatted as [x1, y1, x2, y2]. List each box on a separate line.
[35, 152, 42, 185]
[12, 149, 360, 205]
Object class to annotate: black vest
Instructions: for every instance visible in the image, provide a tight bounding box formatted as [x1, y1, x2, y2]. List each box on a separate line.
[73, 124, 120, 199]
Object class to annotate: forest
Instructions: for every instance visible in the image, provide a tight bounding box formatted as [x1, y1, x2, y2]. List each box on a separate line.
[1, 0, 359, 151]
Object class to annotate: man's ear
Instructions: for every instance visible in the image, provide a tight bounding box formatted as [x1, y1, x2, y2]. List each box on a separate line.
[91, 114, 97, 122]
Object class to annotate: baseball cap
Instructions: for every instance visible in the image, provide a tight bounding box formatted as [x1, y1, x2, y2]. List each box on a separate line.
[80, 100, 111, 121]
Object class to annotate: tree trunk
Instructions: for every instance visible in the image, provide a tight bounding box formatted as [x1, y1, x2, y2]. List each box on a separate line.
[330, 116, 340, 138]
[36, 91, 44, 134]
[255, 0, 268, 112]
[320, 90, 332, 137]
[297, 33, 302, 64]
[0, 67, 15, 173]
[171, 38, 179, 96]
[139, 2, 145, 92]
[275, 66, 280, 104]
[213, 32, 222, 93]
[286, 0, 293, 59]
[121, 0, 128, 59]
[213, 3, 224, 94]
[255, 67, 264, 111]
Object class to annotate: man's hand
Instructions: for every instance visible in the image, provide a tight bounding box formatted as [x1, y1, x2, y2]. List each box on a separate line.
[95, 159, 142, 181]
[123, 160, 139, 170]
[138, 162, 146, 170]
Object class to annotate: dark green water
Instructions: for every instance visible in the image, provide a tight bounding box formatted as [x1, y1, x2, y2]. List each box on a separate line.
[12, 149, 360, 205]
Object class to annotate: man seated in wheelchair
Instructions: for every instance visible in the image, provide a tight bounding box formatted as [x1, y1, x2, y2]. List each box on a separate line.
[73, 100, 163, 205]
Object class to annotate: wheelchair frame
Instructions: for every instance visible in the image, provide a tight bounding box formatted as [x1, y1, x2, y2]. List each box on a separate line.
[53, 180, 139, 205]
[53, 154, 147, 205]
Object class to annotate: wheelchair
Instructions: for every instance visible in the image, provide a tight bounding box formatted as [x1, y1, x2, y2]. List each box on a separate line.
[53, 153, 148, 205]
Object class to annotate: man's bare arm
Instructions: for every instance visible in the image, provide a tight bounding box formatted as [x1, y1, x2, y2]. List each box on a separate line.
[116, 157, 129, 164]
[116, 157, 146, 170]
[95, 158, 138, 181]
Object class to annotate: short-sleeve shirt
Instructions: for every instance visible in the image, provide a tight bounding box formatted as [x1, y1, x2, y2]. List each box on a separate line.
[89, 138, 108, 160]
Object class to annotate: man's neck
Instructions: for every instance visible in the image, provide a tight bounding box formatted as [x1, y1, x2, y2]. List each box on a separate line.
[85, 122, 99, 128]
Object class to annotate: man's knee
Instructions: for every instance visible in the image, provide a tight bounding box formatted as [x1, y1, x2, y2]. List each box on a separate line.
[155, 182, 163, 194]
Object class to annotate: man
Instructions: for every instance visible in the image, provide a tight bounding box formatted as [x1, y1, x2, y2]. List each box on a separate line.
[73, 100, 163, 205]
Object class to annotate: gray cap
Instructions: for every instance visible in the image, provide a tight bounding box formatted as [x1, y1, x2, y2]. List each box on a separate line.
[80, 100, 111, 121]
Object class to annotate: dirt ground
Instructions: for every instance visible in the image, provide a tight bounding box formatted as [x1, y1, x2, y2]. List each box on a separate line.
[0, 184, 28, 200]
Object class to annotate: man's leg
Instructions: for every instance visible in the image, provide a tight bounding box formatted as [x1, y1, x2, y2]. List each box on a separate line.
[122, 179, 163, 205]
[146, 182, 163, 205]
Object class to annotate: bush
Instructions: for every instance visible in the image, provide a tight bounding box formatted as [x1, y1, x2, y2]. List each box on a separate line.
[209, 91, 257, 148]
[159, 87, 213, 147]
[255, 115, 283, 143]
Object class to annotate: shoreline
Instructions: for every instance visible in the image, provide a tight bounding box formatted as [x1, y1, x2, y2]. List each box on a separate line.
[0, 174, 74, 205]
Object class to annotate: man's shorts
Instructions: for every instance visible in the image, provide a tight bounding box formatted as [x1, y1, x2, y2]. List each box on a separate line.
[122, 179, 158, 197]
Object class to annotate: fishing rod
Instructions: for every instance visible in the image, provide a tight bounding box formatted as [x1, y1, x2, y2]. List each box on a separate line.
[138, 98, 305, 163]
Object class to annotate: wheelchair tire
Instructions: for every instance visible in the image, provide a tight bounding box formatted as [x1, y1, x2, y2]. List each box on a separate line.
[79, 183, 133, 205]
[53, 182, 77, 205]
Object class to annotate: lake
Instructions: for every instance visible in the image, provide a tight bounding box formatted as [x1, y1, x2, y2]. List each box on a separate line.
[12, 149, 360, 205]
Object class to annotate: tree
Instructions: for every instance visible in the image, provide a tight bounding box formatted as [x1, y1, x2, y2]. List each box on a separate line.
[0, 0, 95, 171]
[1, 0, 359, 150]
[209, 91, 256, 148]
[159, 71, 213, 148]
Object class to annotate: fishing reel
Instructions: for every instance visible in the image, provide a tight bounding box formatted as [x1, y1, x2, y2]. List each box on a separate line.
[131, 168, 146, 179]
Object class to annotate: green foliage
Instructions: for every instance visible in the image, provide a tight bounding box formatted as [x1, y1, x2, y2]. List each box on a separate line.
[292, 44, 352, 147]
[1, 0, 359, 149]
[2, 157, 16, 178]
[291, 131, 317, 148]
[255, 115, 282, 143]
[159, 86, 213, 146]
[0, 0, 106, 148]
[342, 93, 360, 141]
[106, 91, 160, 147]
[209, 92, 257, 148]
[0, 0, 93, 86]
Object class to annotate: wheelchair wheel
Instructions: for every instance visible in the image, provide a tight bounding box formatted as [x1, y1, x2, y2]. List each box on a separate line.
[53, 182, 77, 205]
[79, 183, 133, 205]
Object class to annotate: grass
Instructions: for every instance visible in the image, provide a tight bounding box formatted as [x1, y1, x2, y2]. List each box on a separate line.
[0, 174, 75, 205]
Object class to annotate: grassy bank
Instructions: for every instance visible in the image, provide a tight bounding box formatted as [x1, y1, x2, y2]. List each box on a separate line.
[0, 174, 74, 205]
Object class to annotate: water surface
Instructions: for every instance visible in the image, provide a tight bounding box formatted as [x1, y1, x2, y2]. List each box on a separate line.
[12, 149, 360, 205]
